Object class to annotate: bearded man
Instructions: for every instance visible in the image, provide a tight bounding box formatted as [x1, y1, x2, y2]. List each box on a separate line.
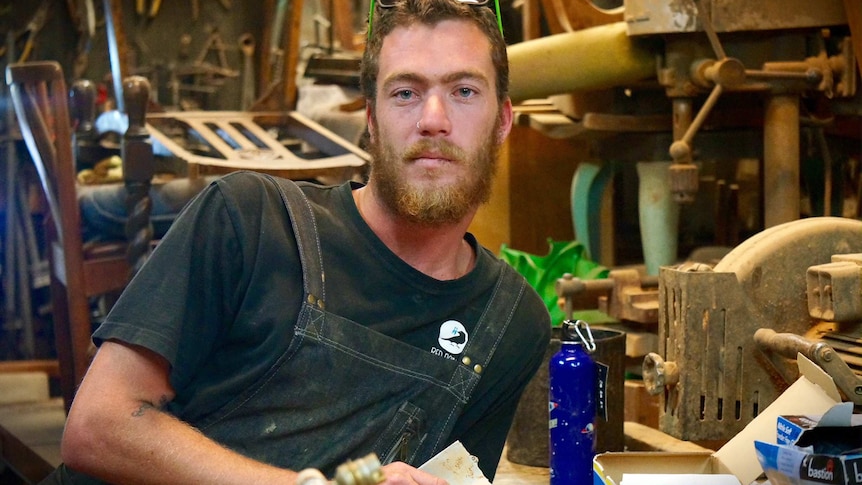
[53, 0, 550, 483]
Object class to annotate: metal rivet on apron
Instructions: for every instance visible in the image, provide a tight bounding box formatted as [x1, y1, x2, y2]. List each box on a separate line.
[317, 299, 324, 310]
[473, 364, 483, 374]
[307, 295, 316, 305]
[461, 356, 471, 366]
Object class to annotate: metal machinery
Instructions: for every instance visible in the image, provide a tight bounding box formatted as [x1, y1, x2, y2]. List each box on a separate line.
[623, 0, 862, 443]
[520, 0, 862, 443]
[644, 218, 862, 442]
[508, 0, 860, 275]
[625, 0, 859, 223]
[558, 221, 862, 445]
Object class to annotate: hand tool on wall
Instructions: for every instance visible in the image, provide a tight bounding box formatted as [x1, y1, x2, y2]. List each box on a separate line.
[2, 2, 49, 63]
[194, 29, 238, 78]
[268, 0, 289, 84]
[103, 0, 129, 112]
[239, 33, 256, 110]
[150, 0, 162, 17]
[239, 0, 305, 111]
[136, 0, 162, 17]
[65, 0, 97, 78]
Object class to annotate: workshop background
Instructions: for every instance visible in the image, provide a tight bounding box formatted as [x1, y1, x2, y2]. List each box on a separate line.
[0, 0, 861, 484]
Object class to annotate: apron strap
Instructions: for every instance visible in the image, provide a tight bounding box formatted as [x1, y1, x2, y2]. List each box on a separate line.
[268, 176, 326, 307]
[267, 174, 526, 407]
[426, 263, 526, 456]
[446, 263, 526, 401]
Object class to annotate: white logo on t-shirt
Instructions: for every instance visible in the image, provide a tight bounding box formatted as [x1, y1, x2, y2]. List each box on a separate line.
[438, 320, 468, 355]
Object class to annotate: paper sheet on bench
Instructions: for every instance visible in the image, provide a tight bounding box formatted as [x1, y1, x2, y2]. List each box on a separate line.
[418, 441, 492, 485]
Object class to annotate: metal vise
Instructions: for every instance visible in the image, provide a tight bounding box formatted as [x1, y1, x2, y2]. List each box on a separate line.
[642, 217, 862, 442]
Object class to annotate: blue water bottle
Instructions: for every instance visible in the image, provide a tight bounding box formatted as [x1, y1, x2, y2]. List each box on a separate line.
[549, 319, 597, 485]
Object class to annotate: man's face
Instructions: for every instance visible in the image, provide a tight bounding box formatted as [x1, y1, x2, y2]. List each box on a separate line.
[366, 19, 513, 225]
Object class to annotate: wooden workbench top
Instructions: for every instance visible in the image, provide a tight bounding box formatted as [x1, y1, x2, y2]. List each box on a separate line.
[0, 397, 550, 484]
[495, 451, 550, 484]
[0, 398, 64, 482]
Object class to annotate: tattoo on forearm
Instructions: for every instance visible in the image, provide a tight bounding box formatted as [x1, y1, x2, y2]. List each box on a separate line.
[131, 395, 170, 417]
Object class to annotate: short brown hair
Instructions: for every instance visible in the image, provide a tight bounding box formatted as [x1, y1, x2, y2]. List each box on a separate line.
[360, 0, 509, 107]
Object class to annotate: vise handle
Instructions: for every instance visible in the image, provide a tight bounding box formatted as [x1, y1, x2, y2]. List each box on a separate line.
[754, 328, 862, 404]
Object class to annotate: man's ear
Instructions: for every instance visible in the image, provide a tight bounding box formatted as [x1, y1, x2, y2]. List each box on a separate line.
[365, 102, 376, 142]
[496, 97, 513, 144]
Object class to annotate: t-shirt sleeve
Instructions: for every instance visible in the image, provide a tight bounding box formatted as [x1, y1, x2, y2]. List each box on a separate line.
[92, 175, 248, 382]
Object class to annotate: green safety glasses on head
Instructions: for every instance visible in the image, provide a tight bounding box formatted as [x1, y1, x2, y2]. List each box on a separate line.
[366, 0, 504, 41]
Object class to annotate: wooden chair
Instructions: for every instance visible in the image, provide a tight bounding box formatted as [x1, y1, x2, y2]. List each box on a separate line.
[6, 61, 155, 413]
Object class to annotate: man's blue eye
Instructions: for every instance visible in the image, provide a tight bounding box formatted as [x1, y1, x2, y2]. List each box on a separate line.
[397, 90, 413, 99]
[458, 88, 474, 97]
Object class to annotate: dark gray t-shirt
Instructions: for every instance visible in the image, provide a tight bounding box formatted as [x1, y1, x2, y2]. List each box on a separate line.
[92, 171, 550, 479]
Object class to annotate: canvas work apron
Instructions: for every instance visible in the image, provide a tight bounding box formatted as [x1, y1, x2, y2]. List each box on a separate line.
[194, 177, 527, 476]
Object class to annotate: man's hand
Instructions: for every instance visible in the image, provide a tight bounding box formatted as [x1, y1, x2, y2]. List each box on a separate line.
[380, 462, 449, 485]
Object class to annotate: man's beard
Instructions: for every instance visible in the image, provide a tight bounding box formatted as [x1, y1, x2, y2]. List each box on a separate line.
[367, 118, 502, 225]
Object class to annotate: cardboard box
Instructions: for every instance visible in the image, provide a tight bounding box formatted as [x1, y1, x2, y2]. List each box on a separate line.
[776, 405, 862, 446]
[777, 414, 823, 446]
[754, 441, 862, 485]
[592, 354, 842, 485]
[754, 402, 862, 485]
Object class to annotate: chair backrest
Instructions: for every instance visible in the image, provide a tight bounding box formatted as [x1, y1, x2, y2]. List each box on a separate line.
[8, 62, 156, 413]
[6, 61, 85, 277]
[8, 62, 155, 276]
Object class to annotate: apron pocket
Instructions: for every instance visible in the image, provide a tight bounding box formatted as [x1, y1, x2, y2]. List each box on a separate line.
[376, 401, 428, 465]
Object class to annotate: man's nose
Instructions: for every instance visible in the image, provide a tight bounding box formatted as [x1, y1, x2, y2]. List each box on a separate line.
[417, 95, 451, 135]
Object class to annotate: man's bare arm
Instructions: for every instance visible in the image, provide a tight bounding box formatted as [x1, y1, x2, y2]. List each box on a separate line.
[62, 341, 447, 485]
[61, 340, 299, 484]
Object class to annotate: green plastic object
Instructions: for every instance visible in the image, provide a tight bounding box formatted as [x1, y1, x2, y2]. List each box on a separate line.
[500, 239, 609, 327]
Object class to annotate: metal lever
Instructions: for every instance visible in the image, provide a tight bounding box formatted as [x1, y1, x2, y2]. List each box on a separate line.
[754, 328, 862, 404]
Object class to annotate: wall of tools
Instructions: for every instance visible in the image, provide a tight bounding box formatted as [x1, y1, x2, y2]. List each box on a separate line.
[82, 0, 267, 112]
[0, 0, 285, 361]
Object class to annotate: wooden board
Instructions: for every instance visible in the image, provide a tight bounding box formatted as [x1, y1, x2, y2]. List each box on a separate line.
[0, 398, 64, 483]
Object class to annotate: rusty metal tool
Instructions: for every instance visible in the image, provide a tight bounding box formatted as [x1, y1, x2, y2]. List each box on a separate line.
[754, 327, 862, 405]
[71, 0, 96, 78]
[135, 0, 164, 17]
[645, 217, 862, 443]
[239, 33, 256, 110]
[193, 29, 239, 78]
[556, 269, 659, 324]
[10, 2, 49, 62]
[149, 0, 163, 17]
[268, 0, 289, 81]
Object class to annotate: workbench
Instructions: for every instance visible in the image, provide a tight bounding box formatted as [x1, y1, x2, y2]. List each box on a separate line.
[0, 396, 551, 484]
[0, 398, 63, 483]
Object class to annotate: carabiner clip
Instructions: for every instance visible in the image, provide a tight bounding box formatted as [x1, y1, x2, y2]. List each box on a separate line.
[573, 319, 596, 353]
